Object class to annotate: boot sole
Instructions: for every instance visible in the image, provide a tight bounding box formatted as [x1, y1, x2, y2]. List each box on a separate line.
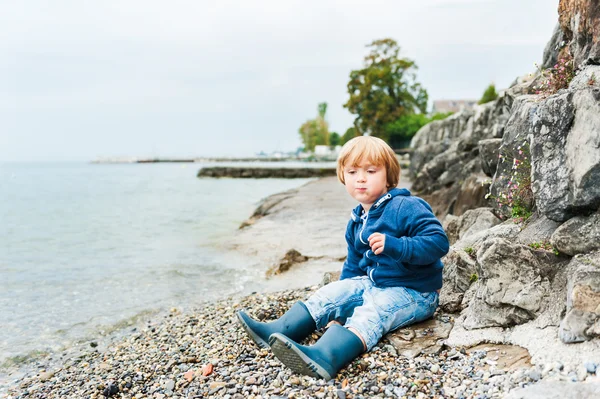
[236, 312, 269, 349]
[269, 333, 332, 380]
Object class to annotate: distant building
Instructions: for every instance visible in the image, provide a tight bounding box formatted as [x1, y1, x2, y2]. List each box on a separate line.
[432, 99, 477, 114]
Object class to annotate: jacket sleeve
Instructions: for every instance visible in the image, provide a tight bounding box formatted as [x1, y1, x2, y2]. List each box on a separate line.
[383, 198, 450, 265]
[340, 221, 366, 279]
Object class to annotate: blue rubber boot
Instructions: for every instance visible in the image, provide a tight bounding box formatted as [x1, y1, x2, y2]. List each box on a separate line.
[269, 324, 365, 380]
[236, 302, 316, 349]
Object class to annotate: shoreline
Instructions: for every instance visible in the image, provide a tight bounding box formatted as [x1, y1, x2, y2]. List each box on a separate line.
[4, 175, 600, 398]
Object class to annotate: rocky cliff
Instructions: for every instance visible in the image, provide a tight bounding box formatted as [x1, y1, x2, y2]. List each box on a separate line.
[410, 0, 600, 364]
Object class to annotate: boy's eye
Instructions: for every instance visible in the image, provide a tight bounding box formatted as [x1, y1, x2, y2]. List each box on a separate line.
[347, 170, 356, 174]
[367, 169, 376, 174]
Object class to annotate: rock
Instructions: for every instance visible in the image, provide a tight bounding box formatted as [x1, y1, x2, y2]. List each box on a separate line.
[551, 214, 600, 255]
[386, 317, 453, 358]
[530, 88, 600, 221]
[466, 344, 531, 371]
[504, 381, 600, 399]
[239, 188, 298, 228]
[479, 138, 502, 177]
[444, 207, 501, 245]
[266, 249, 309, 276]
[565, 251, 600, 312]
[558, 0, 600, 67]
[38, 371, 55, 382]
[541, 23, 565, 69]
[515, 214, 562, 246]
[463, 237, 566, 329]
[320, 270, 341, 286]
[439, 249, 478, 313]
[558, 251, 600, 342]
[559, 308, 598, 343]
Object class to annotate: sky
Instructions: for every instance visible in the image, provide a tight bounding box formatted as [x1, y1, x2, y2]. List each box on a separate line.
[1, 0, 559, 162]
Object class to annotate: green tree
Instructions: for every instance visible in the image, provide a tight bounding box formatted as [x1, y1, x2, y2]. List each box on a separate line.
[329, 132, 340, 147]
[384, 114, 430, 149]
[299, 102, 330, 152]
[340, 127, 360, 145]
[478, 83, 498, 104]
[384, 112, 453, 149]
[344, 38, 428, 138]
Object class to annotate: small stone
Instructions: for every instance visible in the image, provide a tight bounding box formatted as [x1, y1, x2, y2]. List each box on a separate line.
[528, 370, 541, 381]
[584, 362, 597, 373]
[209, 381, 227, 390]
[430, 364, 440, 373]
[39, 371, 55, 382]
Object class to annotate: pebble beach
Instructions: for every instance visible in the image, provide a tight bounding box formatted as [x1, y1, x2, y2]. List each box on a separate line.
[3, 177, 600, 398]
[5, 286, 600, 399]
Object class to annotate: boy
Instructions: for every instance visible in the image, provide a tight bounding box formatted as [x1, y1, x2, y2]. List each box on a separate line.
[237, 136, 449, 380]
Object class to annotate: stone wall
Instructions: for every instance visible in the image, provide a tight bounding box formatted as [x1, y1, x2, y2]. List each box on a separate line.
[410, 0, 600, 348]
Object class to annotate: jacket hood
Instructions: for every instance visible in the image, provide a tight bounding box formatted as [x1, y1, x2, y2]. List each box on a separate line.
[350, 188, 411, 222]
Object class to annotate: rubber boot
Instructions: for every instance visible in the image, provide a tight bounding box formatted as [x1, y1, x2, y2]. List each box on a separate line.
[236, 302, 316, 349]
[269, 324, 364, 380]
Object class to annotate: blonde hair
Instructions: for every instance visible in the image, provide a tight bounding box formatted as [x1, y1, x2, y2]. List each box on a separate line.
[336, 136, 400, 188]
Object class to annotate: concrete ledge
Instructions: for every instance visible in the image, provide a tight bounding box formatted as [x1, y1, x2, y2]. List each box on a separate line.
[197, 166, 337, 178]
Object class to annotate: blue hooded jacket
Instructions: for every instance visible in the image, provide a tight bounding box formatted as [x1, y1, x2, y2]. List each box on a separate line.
[340, 188, 449, 292]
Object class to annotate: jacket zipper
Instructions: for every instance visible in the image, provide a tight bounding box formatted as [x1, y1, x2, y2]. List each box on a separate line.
[359, 213, 369, 244]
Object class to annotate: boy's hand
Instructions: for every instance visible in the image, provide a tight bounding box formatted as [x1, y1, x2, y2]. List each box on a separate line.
[368, 233, 386, 255]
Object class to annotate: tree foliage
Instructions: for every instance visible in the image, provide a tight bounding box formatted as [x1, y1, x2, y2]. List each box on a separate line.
[299, 102, 330, 152]
[344, 38, 428, 138]
[384, 112, 453, 149]
[329, 132, 340, 147]
[340, 127, 360, 145]
[478, 83, 498, 104]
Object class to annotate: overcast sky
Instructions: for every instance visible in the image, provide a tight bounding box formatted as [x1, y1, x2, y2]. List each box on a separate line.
[1, 0, 558, 162]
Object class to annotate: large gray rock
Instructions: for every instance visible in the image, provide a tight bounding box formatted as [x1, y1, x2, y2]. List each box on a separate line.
[541, 23, 565, 69]
[530, 87, 600, 221]
[444, 207, 501, 245]
[559, 251, 600, 343]
[516, 214, 562, 246]
[478, 138, 502, 177]
[439, 249, 478, 313]
[551, 213, 600, 255]
[463, 237, 566, 329]
[440, 220, 522, 313]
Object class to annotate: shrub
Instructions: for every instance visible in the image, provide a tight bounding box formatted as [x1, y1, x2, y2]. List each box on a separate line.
[478, 83, 498, 104]
[533, 52, 576, 96]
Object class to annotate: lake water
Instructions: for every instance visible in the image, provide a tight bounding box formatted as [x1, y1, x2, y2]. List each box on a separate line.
[0, 161, 322, 365]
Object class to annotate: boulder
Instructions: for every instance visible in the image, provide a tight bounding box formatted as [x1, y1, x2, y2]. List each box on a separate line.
[386, 317, 454, 359]
[551, 213, 600, 256]
[462, 238, 566, 329]
[558, 0, 600, 67]
[443, 207, 502, 245]
[439, 249, 478, 313]
[515, 214, 562, 246]
[440, 220, 522, 313]
[530, 87, 600, 221]
[559, 251, 600, 342]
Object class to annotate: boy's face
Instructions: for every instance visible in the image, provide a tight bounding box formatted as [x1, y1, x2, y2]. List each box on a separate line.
[343, 161, 388, 211]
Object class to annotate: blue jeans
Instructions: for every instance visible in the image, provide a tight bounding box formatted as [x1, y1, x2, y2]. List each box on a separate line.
[303, 276, 438, 350]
